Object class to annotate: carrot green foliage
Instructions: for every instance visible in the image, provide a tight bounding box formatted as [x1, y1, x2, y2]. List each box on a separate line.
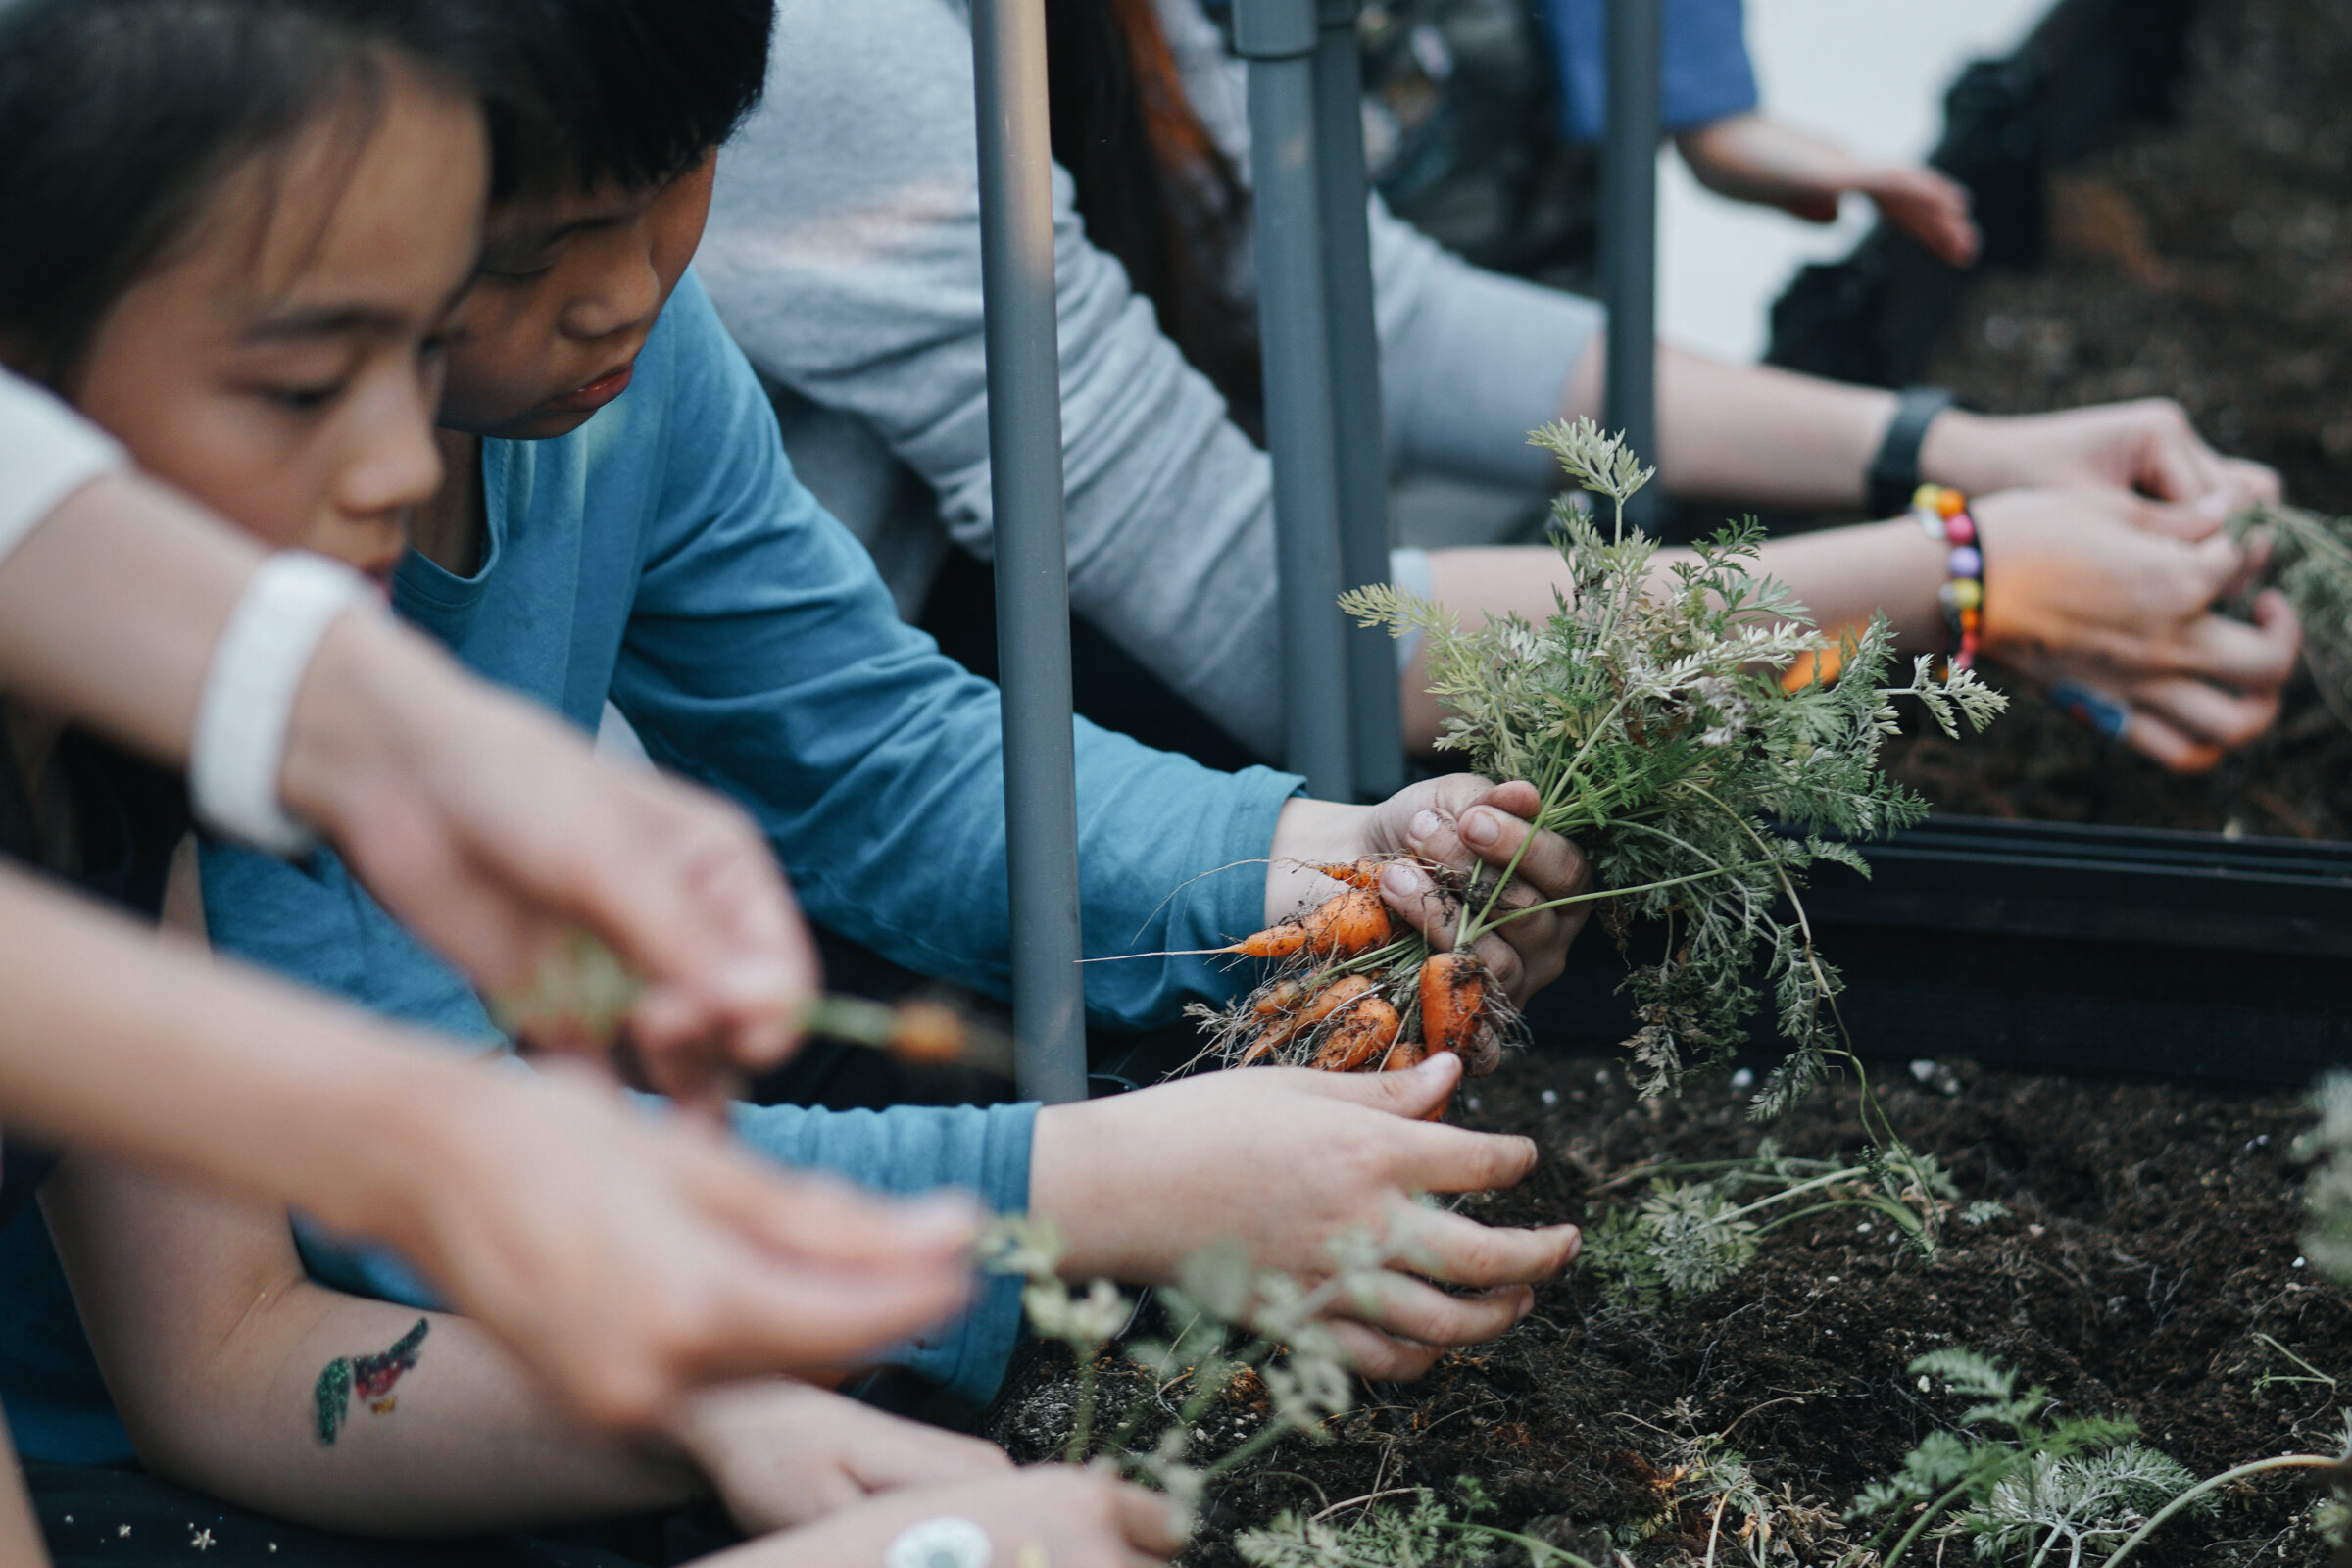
[1342, 420, 2005, 1114]
[1579, 1139, 1978, 1314]
[1847, 1348, 2187, 1567]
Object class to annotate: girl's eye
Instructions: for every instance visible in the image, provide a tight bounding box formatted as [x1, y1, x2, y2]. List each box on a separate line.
[268, 383, 345, 414]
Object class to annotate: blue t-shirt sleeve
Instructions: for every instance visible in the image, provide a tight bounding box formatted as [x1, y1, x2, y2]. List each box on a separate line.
[610, 278, 1299, 1030]
[1545, 0, 1760, 143]
[729, 1100, 1036, 1405]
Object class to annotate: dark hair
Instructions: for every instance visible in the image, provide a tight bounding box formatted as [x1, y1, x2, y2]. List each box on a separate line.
[1045, 0, 1263, 440]
[0, 0, 494, 389]
[497, 0, 773, 194]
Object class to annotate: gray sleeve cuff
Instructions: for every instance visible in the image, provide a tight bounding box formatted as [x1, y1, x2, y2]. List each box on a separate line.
[1389, 546, 1432, 674]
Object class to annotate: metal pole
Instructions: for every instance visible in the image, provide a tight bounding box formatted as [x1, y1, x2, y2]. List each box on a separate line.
[1600, 0, 1662, 532]
[1313, 0, 1403, 803]
[969, 0, 1087, 1104]
[1235, 0, 1353, 802]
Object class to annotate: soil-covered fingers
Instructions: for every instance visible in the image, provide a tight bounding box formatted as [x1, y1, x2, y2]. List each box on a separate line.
[1325, 1272, 1535, 1348]
[1324, 1321, 1448, 1381]
[1391, 1114, 1542, 1196]
[1388, 1203, 1583, 1288]
[1383, 780, 1588, 1002]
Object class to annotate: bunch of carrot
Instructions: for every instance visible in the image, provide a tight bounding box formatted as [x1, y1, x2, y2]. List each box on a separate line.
[1197, 856, 1514, 1096]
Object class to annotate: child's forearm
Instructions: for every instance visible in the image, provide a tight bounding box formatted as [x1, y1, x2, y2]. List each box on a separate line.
[171, 1298, 697, 1534]
[43, 1158, 699, 1537]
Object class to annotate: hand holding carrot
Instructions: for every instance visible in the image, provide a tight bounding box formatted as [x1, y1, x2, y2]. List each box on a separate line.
[1266, 775, 1591, 1006]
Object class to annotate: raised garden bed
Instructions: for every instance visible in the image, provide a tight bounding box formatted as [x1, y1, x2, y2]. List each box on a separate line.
[980, 15, 2352, 1529]
[987, 1054, 2348, 1567]
[1713, 0, 2352, 1075]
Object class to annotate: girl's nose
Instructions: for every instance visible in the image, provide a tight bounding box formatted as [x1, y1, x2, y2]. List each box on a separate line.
[335, 378, 444, 523]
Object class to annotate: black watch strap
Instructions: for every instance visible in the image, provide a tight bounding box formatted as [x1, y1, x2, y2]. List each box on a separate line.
[1866, 385, 1957, 517]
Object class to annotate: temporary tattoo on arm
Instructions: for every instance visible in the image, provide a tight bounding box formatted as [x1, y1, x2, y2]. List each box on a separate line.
[313, 1317, 429, 1445]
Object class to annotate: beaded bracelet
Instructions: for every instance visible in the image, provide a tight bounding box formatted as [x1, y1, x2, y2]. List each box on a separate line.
[1909, 483, 1983, 674]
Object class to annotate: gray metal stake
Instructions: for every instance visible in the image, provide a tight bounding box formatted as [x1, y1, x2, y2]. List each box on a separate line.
[969, 0, 1087, 1104]
[1600, 0, 1663, 531]
[1314, 0, 1403, 802]
[1236, 0, 1354, 802]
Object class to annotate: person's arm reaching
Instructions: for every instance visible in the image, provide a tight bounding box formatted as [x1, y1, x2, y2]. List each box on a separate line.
[0, 466, 813, 1100]
[45, 1151, 1004, 1535]
[0, 865, 978, 1431]
[1553, 340, 2282, 515]
[1675, 111, 1981, 267]
[1417, 489, 2302, 771]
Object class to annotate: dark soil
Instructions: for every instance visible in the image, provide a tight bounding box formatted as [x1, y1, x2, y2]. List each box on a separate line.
[987, 1054, 2350, 1566]
[1882, 0, 2352, 836]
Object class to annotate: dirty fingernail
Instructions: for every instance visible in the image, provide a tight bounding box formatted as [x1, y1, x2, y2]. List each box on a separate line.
[1461, 809, 1499, 848]
[1408, 808, 1445, 844]
[1381, 861, 1428, 898]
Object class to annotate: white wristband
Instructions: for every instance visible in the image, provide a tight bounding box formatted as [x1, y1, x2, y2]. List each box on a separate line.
[190, 552, 372, 857]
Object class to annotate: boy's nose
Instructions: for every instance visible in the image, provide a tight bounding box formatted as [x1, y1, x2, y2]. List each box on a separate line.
[562, 244, 663, 342]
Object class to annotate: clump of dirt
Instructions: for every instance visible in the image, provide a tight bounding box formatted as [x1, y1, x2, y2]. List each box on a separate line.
[986, 1054, 2349, 1566]
[1886, 0, 2352, 835]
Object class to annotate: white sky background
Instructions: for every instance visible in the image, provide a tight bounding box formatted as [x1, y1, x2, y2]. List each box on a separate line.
[1659, 0, 2054, 361]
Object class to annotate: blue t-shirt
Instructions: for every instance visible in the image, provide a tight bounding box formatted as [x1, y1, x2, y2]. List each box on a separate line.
[1544, 0, 1759, 143]
[0, 271, 1299, 1462]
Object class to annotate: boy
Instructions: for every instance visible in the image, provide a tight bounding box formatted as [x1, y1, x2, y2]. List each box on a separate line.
[1, 0, 1588, 1470]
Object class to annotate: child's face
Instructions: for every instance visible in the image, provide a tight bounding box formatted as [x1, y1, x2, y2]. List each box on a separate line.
[69, 65, 486, 586]
[437, 153, 716, 441]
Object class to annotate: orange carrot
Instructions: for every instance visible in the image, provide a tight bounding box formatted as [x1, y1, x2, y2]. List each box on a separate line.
[1220, 886, 1394, 960]
[1306, 858, 1385, 889]
[1380, 1034, 1426, 1072]
[1251, 978, 1313, 1019]
[888, 1000, 966, 1065]
[1225, 920, 1309, 959]
[1242, 974, 1372, 1062]
[1301, 886, 1393, 956]
[1419, 951, 1491, 1062]
[1310, 992, 1402, 1071]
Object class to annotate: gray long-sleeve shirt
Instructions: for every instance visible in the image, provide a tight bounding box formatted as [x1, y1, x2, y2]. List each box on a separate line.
[700, 0, 1603, 760]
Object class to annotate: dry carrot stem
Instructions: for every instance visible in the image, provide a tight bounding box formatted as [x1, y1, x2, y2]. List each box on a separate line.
[491, 928, 1015, 1076]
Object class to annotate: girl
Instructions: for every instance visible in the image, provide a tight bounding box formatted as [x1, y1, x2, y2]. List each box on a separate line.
[0, 3, 1124, 1564]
